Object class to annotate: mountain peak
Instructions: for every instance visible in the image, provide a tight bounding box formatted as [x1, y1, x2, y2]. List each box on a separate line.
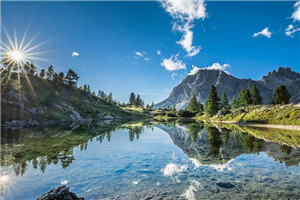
[265, 67, 300, 80]
[156, 67, 300, 109]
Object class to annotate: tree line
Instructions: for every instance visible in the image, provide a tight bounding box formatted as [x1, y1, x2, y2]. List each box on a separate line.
[180, 83, 290, 117]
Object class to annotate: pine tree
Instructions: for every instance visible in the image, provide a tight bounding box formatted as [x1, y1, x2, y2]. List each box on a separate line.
[65, 69, 79, 87]
[220, 91, 230, 111]
[83, 84, 87, 92]
[87, 85, 91, 93]
[29, 62, 36, 75]
[172, 104, 176, 112]
[46, 65, 55, 80]
[205, 86, 220, 116]
[39, 69, 45, 78]
[23, 62, 30, 74]
[238, 88, 252, 106]
[135, 95, 142, 107]
[187, 93, 203, 113]
[129, 92, 136, 105]
[231, 96, 238, 109]
[273, 85, 290, 104]
[53, 73, 59, 82]
[107, 93, 113, 103]
[250, 83, 263, 105]
[58, 72, 65, 83]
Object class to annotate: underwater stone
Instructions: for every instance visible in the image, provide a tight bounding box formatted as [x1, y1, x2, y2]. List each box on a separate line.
[216, 182, 235, 189]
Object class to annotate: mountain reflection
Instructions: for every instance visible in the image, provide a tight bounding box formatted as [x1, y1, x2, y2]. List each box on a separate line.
[1, 120, 300, 176]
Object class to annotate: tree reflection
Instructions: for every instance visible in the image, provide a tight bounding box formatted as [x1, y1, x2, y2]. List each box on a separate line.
[205, 125, 223, 157]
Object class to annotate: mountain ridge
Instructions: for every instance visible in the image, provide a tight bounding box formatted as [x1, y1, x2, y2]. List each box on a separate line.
[155, 67, 300, 109]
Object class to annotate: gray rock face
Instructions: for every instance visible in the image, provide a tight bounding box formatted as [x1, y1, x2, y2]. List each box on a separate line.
[155, 67, 300, 109]
[37, 186, 84, 200]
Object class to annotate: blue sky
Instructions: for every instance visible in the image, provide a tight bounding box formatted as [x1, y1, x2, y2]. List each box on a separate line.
[1, 1, 300, 104]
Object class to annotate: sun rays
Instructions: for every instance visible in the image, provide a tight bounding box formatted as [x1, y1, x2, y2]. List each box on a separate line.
[0, 27, 49, 100]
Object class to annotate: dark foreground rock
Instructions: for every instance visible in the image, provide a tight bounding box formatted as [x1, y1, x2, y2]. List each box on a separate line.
[37, 185, 84, 200]
[216, 182, 235, 189]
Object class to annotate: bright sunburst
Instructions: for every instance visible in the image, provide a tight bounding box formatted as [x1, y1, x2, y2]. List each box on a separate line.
[0, 27, 49, 73]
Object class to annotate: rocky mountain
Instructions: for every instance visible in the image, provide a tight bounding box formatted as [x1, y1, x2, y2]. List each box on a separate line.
[155, 67, 300, 109]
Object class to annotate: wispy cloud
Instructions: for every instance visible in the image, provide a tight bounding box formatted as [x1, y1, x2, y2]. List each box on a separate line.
[144, 58, 150, 61]
[171, 73, 178, 80]
[135, 51, 143, 57]
[72, 52, 79, 57]
[292, 1, 300, 21]
[285, 24, 300, 37]
[188, 63, 230, 75]
[253, 27, 272, 38]
[161, 0, 206, 57]
[161, 54, 186, 71]
[157, 50, 161, 55]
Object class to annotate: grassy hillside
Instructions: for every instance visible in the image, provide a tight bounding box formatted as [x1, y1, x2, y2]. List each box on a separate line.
[213, 104, 300, 125]
[1, 73, 145, 125]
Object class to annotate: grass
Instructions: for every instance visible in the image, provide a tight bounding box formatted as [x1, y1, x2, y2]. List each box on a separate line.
[213, 104, 300, 126]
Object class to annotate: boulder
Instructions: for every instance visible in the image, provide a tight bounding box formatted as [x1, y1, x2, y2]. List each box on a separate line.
[37, 185, 84, 200]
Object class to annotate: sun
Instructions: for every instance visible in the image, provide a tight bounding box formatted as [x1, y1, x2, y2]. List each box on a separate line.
[9, 50, 24, 63]
[0, 27, 50, 72]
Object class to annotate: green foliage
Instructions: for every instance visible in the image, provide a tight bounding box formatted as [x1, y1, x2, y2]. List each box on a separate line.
[65, 69, 79, 87]
[46, 65, 55, 80]
[238, 88, 252, 106]
[205, 86, 220, 117]
[205, 125, 222, 157]
[187, 123, 204, 142]
[273, 85, 290, 104]
[177, 109, 196, 118]
[220, 91, 230, 111]
[231, 96, 238, 109]
[129, 92, 136, 105]
[187, 93, 203, 113]
[250, 83, 263, 105]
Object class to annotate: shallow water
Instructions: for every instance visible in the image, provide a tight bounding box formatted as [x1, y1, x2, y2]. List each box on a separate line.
[1, 121, 300, 200]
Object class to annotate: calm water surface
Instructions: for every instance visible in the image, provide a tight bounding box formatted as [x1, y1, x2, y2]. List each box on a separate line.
[1, 121, 300, 200]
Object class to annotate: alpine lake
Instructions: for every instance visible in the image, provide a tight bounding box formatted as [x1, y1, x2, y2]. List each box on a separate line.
[1, 119, 300, 200]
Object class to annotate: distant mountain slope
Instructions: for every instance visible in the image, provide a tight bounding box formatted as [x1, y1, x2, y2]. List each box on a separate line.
[155, 67, 300, 109]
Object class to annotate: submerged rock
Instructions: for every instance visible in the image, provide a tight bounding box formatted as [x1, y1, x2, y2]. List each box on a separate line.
[37, 185, 84, 200]
[216, 182, 235, 189]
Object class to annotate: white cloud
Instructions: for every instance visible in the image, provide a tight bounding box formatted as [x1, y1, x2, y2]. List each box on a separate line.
[188, 63, 230, 75]
[72, 52, 79, 57]
[292, 1, 300, 21]
[253, 27, 272, 38]
[157, 50, 161, 55]
[161, 0, 206, 57]
[135, 51, 143, 57]
[161, 54, 186, 71]
[171, 73, 178, 80]
[285, 24, 300, 37]
[144, 58, 150, 61]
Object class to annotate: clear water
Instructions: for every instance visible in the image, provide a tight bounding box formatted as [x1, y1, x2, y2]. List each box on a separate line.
[1, 121, 300, 200]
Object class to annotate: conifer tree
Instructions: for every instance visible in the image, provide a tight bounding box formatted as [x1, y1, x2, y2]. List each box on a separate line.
[273, 85, 290, 104]
[58, 72, 65, 84]
[39, 69, 45, 78]
[129, 92, 136, 105]
[238, 88, 252, 106]
[220, 91, 230, 111]
[250, 83, 263, 105]
[187, 93, 203, 113]
[65, 69, 79, 87]
[46, 65, 55, 80]
[231, 96, 238, 109]
[205, 86, 220, 116]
